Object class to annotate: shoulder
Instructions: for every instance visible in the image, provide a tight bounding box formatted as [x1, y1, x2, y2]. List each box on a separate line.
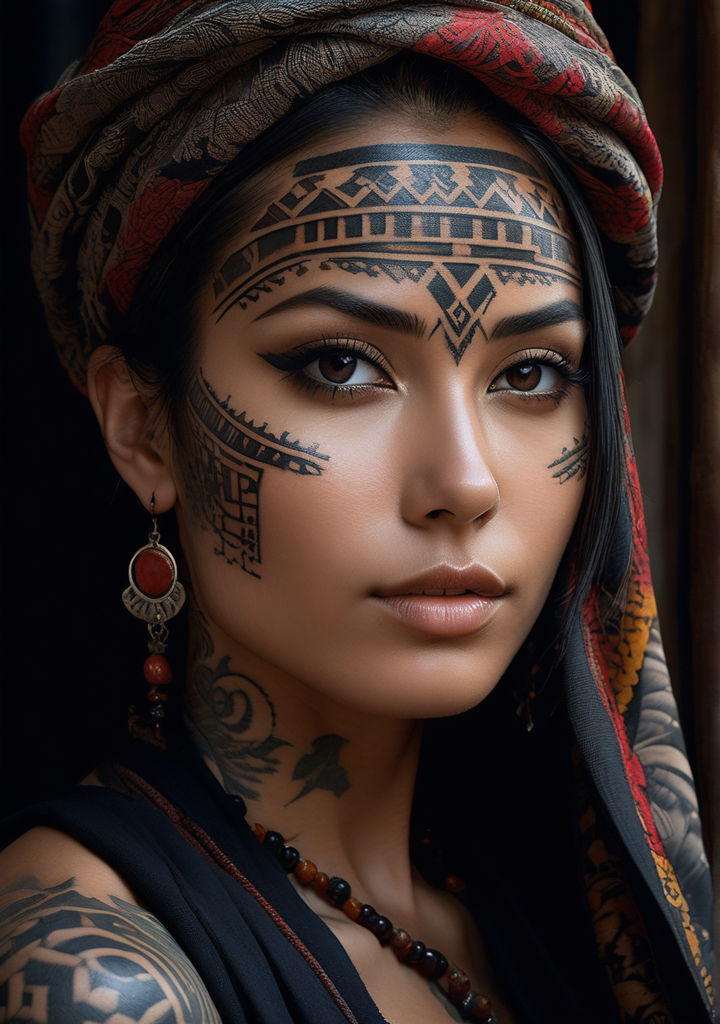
[0, 827, 222, 1023]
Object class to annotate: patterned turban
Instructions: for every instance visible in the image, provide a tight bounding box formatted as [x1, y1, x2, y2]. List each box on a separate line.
[22, 0, 662, 392]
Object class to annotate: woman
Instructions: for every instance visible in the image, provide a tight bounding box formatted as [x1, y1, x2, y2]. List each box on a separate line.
[0, 2, 713, 1022]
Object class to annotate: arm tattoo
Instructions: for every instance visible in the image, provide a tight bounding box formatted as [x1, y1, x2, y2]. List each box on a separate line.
[183, 370, 329, 577]
[190, 655, 290, 801]
[286, 734, 350, 806]
[212, 143, 581, 364]
[0, 879, 221, 1023]
[547, 428, 589, 483]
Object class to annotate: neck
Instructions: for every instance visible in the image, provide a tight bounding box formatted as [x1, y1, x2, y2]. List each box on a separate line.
[183, 609, 423, 910]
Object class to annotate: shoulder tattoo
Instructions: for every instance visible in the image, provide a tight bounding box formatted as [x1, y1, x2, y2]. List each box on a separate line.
[0, 878, 221, 1023]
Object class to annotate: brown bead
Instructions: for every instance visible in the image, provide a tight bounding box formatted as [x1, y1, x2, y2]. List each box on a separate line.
[342, 897, 363, 921]
[251, 824, 265, 843]
[470, 994, 494, 1021]
[311, 871, 329, 895]
[147, 690, 168, 703]
[447, 968, 471, 1001]
[294, 858, 317, 885]
[442, 874, 466, 894]
[390, 928, 413, 959]
[143, 653, 172, 685]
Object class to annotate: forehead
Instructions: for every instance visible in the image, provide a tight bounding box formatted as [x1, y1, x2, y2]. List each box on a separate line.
[212, 142, 579, 314]
[209, 141, 582, 362]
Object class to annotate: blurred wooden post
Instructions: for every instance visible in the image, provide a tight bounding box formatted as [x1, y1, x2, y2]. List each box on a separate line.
[691, 0, 720, 939]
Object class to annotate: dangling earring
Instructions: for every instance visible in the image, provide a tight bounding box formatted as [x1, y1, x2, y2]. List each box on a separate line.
[122, 495, 185, 743]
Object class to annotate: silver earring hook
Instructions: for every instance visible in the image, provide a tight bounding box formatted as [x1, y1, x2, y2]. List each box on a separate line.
[149, 492, 160, 545]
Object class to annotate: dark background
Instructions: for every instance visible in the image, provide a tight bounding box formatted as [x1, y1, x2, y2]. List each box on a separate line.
[2, 3, 691, 814]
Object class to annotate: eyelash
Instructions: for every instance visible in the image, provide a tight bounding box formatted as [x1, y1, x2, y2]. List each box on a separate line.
[261, 339, 588, 401]
[489, 348, 589, 403]
[261, 336, 393, 399]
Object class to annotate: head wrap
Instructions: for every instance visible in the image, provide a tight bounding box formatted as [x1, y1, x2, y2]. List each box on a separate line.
[23, 0, 662, 392]
[21, 1, 713, 1019]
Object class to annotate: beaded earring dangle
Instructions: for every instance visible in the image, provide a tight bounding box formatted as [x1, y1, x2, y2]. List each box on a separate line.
[122, 496, 185, 743]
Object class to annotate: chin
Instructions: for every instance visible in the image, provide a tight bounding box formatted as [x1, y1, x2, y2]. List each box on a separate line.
[303, 645, 513, 721]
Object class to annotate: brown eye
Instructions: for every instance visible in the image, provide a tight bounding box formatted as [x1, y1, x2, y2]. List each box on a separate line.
[490, 360, 563, 395]
[317, 352, 357, 384]
[506, 363, 541, 391]
[302, 348, 388, 389]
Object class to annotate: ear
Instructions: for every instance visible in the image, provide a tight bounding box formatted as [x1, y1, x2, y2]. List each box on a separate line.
[87, 346, 177, 514]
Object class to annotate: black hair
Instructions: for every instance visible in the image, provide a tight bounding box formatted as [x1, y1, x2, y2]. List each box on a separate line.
[115, 53, 628, 641]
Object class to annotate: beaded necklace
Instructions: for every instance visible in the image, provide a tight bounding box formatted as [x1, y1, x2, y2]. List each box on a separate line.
[252, 823, 500, 1023]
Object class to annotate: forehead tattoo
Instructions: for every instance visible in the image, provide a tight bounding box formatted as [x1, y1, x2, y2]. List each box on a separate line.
[213, 144, 580, 363]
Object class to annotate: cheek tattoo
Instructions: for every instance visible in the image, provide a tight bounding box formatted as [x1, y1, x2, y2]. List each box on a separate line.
[212, 143, 580, 364]
[547, 427, 590, 483]
[184, 371, 330, 576]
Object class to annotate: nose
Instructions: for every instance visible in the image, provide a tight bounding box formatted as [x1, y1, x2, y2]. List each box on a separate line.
[399, 390, 499, 528]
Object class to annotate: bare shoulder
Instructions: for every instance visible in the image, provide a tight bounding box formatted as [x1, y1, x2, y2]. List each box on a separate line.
[0, 828, 222, 1023]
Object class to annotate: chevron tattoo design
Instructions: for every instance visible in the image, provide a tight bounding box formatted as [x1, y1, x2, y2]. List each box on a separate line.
[212, 144, 580, 363]
[183, 371, 330, 576]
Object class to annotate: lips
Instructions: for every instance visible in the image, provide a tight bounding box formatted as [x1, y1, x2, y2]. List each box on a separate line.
[372, 565, 505, 638]
[374, 564, 505, 600]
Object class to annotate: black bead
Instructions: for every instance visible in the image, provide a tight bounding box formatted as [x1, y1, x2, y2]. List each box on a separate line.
[230, 794, 247, 816]
[368, 915, 393, 945]
[262, 830, 284, 854]
[326, 876, 352, 907]
[431, 950, 448, 979]
[401, 939, 426, 966]
[418, 947, 440, 978]
[458, 994, 475, 1018]
[458, 993, 495, 1023]
[357, 904, 377, 928]
[277, 845, 300, 871]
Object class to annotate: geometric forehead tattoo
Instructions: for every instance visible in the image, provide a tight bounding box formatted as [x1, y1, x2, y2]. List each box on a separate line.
[213, 144, 580, 363]
[184, 372, 330, 577]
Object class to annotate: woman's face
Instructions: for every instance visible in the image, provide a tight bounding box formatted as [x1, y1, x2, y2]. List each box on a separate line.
[173, 112, 588, 718]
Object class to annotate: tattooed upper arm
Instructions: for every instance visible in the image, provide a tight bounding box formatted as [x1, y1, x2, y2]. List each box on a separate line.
[0, 878, 222, 1023]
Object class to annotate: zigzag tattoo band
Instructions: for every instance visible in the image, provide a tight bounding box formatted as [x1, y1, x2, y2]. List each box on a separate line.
[212, 144, 580, 363]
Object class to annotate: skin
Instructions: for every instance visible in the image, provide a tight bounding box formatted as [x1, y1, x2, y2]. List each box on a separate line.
[1, 111, 588, 1024]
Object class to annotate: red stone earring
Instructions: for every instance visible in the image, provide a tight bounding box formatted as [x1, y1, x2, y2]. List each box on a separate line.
[122, 496, 185, 742]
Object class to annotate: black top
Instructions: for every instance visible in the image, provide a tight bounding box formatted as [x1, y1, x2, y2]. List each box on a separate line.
[1, 730, 631, 1024]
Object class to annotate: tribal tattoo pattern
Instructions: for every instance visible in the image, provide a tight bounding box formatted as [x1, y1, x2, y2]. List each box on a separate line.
[213, 144, 580, 364]
[286, 734, 350, 806]
[184, 371, 329, 576]
[0, 879, 220, 1023]
[547, 428, 589, 483]
[187, 623, 351, 805]
[191, 654, 290, 802]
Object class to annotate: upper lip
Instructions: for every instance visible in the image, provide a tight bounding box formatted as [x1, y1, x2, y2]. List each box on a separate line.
[374, 564, 506, 598]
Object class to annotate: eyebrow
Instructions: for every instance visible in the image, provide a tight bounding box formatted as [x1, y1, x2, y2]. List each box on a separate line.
[252, 286, 427, 339]
[489, 299, 586, 340]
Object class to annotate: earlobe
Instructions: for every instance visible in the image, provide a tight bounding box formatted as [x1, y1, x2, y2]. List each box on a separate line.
[86, 346, 177, 513]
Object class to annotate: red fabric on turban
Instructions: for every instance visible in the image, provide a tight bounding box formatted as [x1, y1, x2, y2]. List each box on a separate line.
[22, 0, 661, 391]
